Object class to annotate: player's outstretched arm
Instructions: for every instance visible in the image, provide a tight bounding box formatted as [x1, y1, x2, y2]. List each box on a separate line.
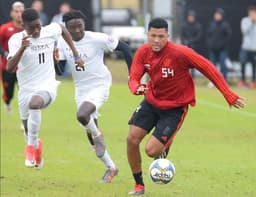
[115, 40, 133, 72]
[60, 24, 84, 67]
[7, 34, 30, 72]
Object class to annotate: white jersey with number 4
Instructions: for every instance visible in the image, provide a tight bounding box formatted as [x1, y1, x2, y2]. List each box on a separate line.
[8, 22, 62, 92]
[58, 31, 118, 99]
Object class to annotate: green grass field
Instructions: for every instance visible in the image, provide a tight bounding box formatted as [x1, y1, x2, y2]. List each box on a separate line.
[1, 60, 256, 197]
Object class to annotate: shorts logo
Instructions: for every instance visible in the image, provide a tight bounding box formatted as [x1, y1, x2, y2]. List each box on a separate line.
[161, 136, 167, 142]
[136, 105, 141, 113]
[161, 126, 171, 142]
[163, 126, 171, 136]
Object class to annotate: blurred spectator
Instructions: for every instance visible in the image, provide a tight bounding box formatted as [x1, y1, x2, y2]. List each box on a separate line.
[0, 1, 24, 113]
[51, 2, 71, 25]
[238, 5, 256, 88]
[206, 8, 232, 81]
[181, 10, 202, 77]
[31, 0, 49, 26]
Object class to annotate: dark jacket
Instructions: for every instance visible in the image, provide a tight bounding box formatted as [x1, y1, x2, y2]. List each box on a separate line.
[206, 20, 232, 51]
[181, 21, 202, 51]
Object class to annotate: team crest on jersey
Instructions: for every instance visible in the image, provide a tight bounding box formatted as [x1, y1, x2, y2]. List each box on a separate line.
[163, 58, 172, 66]
[7, 27, 15, 32]
[144, 64, 151, 70]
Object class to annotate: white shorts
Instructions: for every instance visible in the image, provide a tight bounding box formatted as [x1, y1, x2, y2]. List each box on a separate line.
[18, 81, 60, 120]
[75, 84, 111, 119]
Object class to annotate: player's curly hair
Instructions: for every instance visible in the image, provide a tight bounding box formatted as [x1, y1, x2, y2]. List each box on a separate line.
[62, 9, 86, 23]
[22, 8, 39, 22]
[148, 18, 168, 31]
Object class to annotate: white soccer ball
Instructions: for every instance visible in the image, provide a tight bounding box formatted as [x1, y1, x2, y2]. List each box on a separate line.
[149, 158, 175, 184]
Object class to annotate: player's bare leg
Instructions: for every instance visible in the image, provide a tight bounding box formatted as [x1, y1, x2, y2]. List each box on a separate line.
[127, 125, 147, 195]
[146, 136, 171, 159]
[77, 101, 118, 183]
[145, 136, 166, 158]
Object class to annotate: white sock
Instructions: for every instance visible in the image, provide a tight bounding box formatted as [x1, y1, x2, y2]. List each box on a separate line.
[99, 150, 116, 169]
[85, 117, 100, 137]
[27, 109, 41, 148]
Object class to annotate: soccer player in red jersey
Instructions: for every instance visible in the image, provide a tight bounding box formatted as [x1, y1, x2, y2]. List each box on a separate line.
[0, 1, 24, 113]
[127, 18, 246, 195]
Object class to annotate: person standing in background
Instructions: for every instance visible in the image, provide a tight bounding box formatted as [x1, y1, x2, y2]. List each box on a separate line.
[0, 1, 24, 113]
[181, 10, 202, 78]
[51, 2, 71, 25]
[206, 8, 232, 82]
[238, 5, 256, 89]
[31, 0, 49, 26]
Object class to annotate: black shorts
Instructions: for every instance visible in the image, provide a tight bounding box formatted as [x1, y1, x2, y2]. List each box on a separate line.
[128, 99, 188, 147]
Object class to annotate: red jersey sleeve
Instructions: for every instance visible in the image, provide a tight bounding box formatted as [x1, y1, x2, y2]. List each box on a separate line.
[0, 25, 3, 46]
[0, 25, 5, 70]
[181, 46, 238, 105]
[0, 25, 4, 46]
[128, 45, 147, 94]
[0, 24, 8, 51]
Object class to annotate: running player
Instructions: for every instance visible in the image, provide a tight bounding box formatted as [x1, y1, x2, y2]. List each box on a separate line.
[7, 8, 83, 169]
[127, 18, 245, 195]
[0, 1, 24, 113]
[55, 10, 133, 183]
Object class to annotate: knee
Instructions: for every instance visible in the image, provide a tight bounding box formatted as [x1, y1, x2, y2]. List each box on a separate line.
[126, 134, 140, 147]
[145, 145, 157, 158]
[145, 144, 163, 158]
[76, 111, 90, 125]
[29, 99, 42, 109]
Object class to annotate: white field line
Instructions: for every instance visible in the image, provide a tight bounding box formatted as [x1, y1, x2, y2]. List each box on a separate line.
[197, 99, 256, 119]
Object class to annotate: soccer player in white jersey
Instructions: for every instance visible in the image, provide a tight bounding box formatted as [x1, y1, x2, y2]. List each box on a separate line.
[55, 10, 133, 183]
[7, 8, 84, 169]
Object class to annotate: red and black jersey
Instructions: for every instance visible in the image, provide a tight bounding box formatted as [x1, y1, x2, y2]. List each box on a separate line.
[0, 22, 23, 71]
[129, 41, 238, 110]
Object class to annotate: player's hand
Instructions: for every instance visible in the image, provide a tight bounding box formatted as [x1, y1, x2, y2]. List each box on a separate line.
[74, 56, 84, 68]
[135, 84, 148, 95]
[53, 48, 59, 64]
[21, 33, 30, 50]
[232, 96, 246, 109]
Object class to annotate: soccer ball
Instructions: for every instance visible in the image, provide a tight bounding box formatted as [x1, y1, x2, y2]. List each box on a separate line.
[149, 158, 175, 184]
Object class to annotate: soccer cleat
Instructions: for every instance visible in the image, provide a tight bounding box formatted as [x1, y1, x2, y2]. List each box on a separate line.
[128, 184, 145, 195]
[35, 139, 44, 169]
[93, 134, 106, 158]
[100, 167, 119, 183]
[25, 145, 35, 167]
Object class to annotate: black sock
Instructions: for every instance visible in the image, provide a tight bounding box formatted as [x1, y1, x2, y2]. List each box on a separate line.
[133, 172, 144, 186]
